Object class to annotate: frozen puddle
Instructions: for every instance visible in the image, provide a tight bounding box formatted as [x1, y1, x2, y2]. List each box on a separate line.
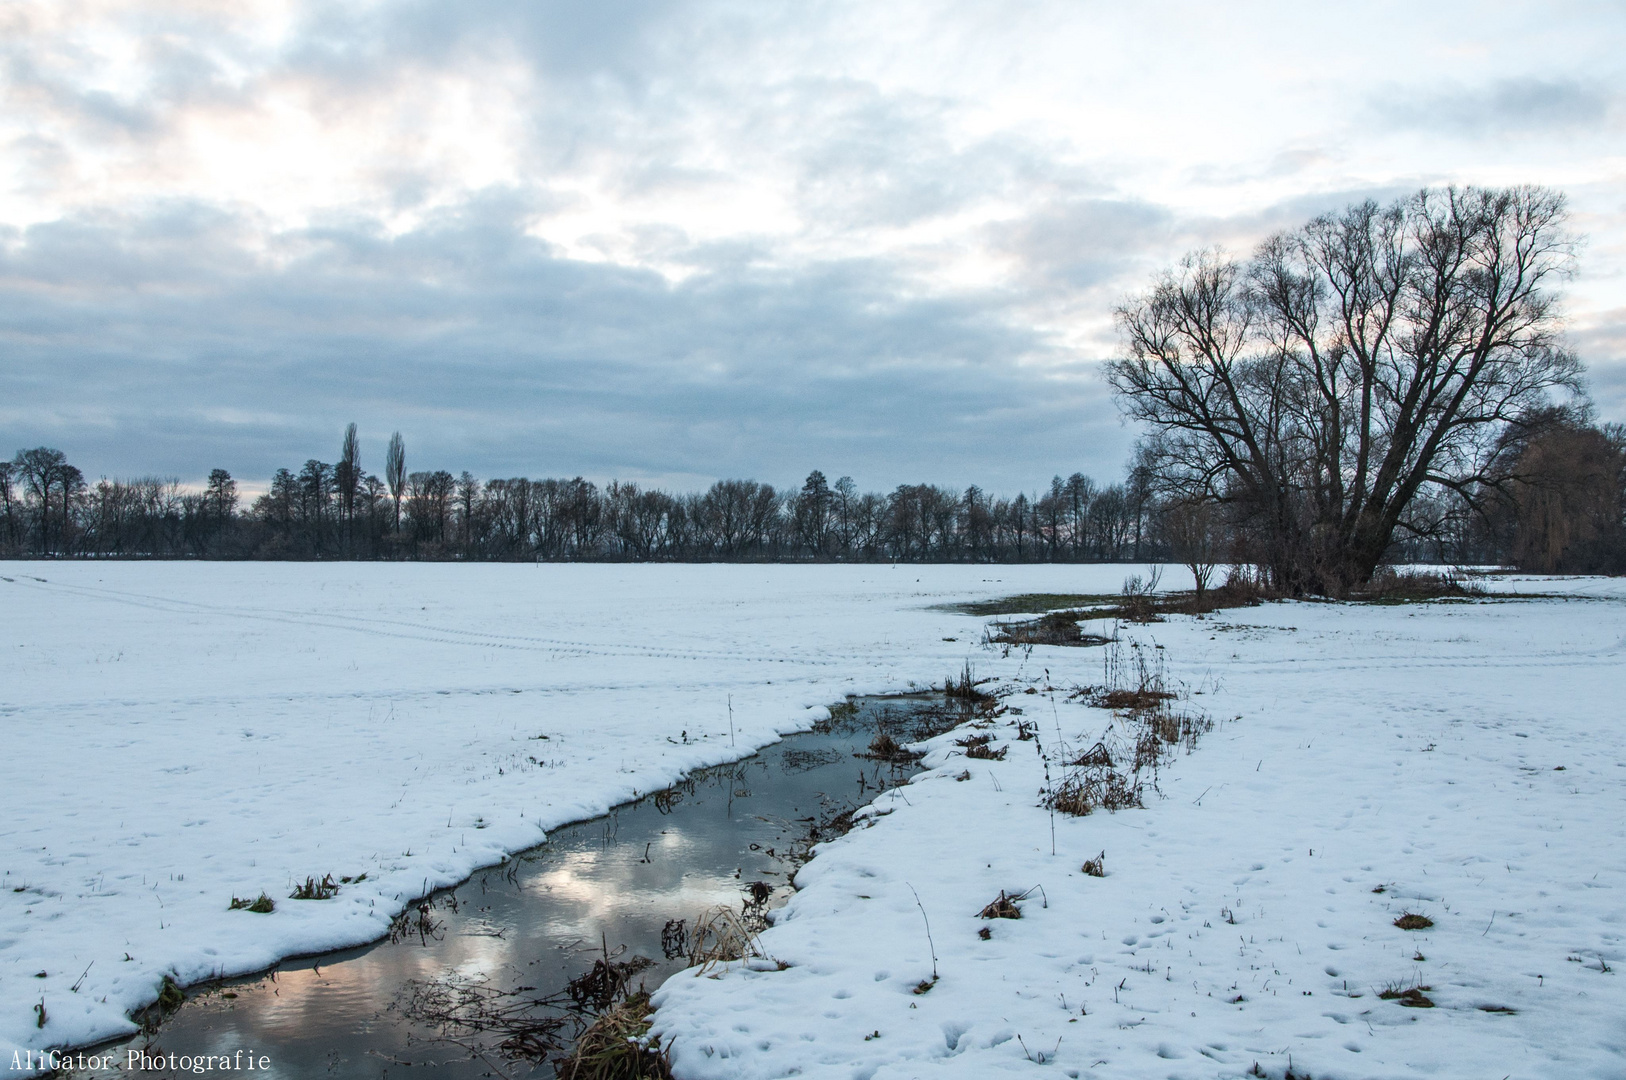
[71, 697, 960, 1078]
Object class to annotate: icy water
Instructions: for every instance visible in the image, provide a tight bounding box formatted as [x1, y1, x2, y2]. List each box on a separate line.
[79, 697, 957, 1079]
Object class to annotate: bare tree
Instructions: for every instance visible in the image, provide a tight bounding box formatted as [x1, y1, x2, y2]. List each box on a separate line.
[1509, 421, 1626, 573]
[1111, 186, 1582, 595]
[13, 447, 69, 552]
[1161, 498, 1222, 610]
[385, 431, 406, 536]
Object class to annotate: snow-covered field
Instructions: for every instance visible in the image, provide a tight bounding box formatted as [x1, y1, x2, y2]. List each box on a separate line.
[0, 561, 1178, 1066]
[655, 575, 1626, 1079]
[2, 564, 1623, 1078]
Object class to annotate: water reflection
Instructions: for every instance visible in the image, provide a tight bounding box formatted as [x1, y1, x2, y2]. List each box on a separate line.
[79, 697, 960, 1078]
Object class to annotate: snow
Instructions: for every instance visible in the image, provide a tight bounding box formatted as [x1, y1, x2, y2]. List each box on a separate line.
[652, 585, 1626, 1079]
[0, 561, 1172, 1066]
[4, 563, 1624, 1079]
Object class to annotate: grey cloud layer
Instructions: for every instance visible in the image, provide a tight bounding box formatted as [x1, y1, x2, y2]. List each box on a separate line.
[1, 0, 1622, 491]
[0, 195, 1128, 490]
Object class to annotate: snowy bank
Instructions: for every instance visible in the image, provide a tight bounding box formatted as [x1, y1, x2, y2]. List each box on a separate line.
[652, 588, 1626, 1079]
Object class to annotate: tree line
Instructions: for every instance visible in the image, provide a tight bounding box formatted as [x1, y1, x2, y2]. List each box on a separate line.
[2, 414, 1619, 572]
[0, 431, 1166, 563]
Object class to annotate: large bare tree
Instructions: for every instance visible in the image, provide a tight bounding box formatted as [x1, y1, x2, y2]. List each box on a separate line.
[1110, 186, 1582, 595]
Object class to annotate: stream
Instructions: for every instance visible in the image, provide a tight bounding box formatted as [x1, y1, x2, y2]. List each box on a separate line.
[78, 695, 964, 1078]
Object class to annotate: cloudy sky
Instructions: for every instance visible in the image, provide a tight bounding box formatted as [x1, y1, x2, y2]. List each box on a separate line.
[2, 0, 1623, 493]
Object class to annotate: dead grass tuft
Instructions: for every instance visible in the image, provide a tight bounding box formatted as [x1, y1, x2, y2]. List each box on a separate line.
[859, 732, 920, 762]
[1081, 852, 1106, 878]
[1094, 687, 1178, 712]
[686, 906, 766, 970]
[978, 891, 1022, 920]
[229, 892, 275, 913]
[289, 875, 338, 900]
[1068, 742, 1114, 768]
[1378, 981, 1435, 1007]
[157, 976, 185, 1011]
[944, 661, 996, 703]
[1393, 913, 1434, 931]
[557, 990, 672, 1080]
[986, 610, 1114, 648]
[962, 734, 1007, 761]
[1046, 770, 1143, 816]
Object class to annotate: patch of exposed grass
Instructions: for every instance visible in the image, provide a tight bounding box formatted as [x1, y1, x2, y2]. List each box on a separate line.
[944, 661, 996, 703]
[228, 893, 275, 913]
[858, 732, 921, 763]
[1378, 981, 1435, 1007]
[1045, 769, 1143, 816]
[686, 906, 767, 970]
[1394, 912, 1434, 930]
[1091, 687, 1178, 712]
[289, 875, 338, 900]
[956, 733, 1008, 761]
[1353, 569, 1486, 604]
[985, 610, 1115, 648]
[939, 593, 1119, 617]
[557, 989, 672, 1080]
[157, 976, 185, 1011]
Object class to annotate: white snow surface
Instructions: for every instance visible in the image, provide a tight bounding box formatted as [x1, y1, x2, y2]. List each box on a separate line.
[3, 564, 1624, 1079]
[651, 578, 1626, 1079]
[0, 561, 1177, 1065]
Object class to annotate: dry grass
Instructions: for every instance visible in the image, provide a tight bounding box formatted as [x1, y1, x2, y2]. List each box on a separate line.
[860, 732, 921, 762]
[956, 734, 1008, 761]
[1092, 687, 1177, 712]
[1045, 770, 1144, 816]
[944, 661, 996, 703]
[1068, 742, 1114, 768]
[986, 610, 1114, 648]
[1378, 980, 1435, 1008]
[228, 892, 275, 913]
[978, 891, 1023, 920]
[1081, 852, 1105, 878]
[400, 942, 668, 1075]
[557, 990, 673, 1080]
[288, 875, 338, 900]
[1393, 912, 1434, 930]
[941, 593, 1117, 617]
[1354, 568, 1485, 603]
[685, 906, 767, 971]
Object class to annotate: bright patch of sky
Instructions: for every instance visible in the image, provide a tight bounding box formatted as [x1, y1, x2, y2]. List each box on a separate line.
[2, 0, 1622, 490]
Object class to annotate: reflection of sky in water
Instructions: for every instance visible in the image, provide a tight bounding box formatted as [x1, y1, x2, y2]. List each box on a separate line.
[81, 699, 931, 1078]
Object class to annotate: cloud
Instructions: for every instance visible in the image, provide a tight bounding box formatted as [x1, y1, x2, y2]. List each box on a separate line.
[2, 0, 1623, 494]
[0, 194, 1131, 492]
[1371, 77, 1615, 137]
